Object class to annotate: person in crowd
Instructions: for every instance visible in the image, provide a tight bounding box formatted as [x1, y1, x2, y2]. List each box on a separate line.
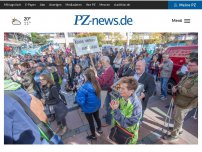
[13, 63, 22, 78]
[19, 62, 35, 95]
[109, 49, 116, 66]
[95, 56, 115, 126]
[113, 52, 122, 73]
[47, 66, 62, 91]
[156, 49, 163, 63]
[40, 74, 68, 136]
[29, 60, 36, 68]
[176, 54, 190, 80]
[64, 56, 75, 91]
[110, 77, 142, 144]
[121, 50, 127, 59]
[72, 64, 85, 92]
[134, 54, 144, 65]
[117, 58, 126, 78]
[164, 58, 198, 141]
[148, 55, 160, 81]
[55, 56, 64, 77]
[40, 56, 46, 63]
[76, 68, 103, 141]
[47, 56, 57, 67]
[4, 59, 15, 80]
[130, 60, 156, 121]
[143, 52, 151, 73]
[121, 56, 134, 77]
[8, 63, 23, 83]
[4, 78, 50, 144]
[159, 54, 173, 100]
[131, 50, 137, 59]
[96, 60, 104, 77]
[79, 55, 89, 70]
[28, 60, 37, 75]
[33, 62, 50, 98]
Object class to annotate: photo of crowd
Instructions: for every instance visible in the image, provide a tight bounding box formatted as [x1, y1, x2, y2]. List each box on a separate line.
[4, 32, 198, 144]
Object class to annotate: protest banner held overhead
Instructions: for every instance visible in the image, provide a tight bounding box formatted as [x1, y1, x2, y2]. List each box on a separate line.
[73, 36, 100, 56]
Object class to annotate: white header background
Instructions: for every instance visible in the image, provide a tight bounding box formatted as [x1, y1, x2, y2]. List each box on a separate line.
[0, 10, 201, 32]
[0, 9, 201, 152]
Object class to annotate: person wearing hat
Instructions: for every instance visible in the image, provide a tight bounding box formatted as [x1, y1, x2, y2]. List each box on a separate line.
[33, 62, 50, 98]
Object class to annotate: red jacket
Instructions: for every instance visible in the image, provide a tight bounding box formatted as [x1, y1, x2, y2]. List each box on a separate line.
[97, 66, 114, 91]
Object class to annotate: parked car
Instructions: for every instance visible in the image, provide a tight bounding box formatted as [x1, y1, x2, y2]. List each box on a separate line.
[165, 45, 198, 94]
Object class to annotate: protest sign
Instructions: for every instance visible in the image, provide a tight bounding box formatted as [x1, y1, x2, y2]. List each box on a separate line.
[73, 36, 100, 56]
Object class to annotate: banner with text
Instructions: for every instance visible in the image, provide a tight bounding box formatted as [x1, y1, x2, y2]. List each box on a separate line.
[73, 36, 100, 56]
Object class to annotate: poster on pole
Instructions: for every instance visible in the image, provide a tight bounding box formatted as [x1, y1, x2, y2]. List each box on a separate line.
[73, 36, 100, 56]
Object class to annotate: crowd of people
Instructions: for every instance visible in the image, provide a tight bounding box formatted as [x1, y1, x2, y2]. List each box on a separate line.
[4, 47, 198, 144]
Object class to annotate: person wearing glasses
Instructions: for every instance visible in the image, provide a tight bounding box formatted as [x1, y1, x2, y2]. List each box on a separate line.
[110, 77, 142, 144]
[164, 58, 198, 141]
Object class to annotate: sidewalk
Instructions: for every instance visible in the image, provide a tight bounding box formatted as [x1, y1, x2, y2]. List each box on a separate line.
[53, 82, 198, 144]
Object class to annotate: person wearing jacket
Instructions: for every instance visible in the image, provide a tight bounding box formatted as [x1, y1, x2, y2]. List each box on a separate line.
[72, 64, 85, 92]
[40, 74, 68, 136]
[164, 58, 198, 141]
[19, 62, 35, 95]
[4, 79, 44, 144]
[96, 60, 104, 77]
[148, 55, 160, 81]
[130, 60, 155, 122]
[95, 56, 115, 126]
[113, 52, 122, 73]
[110, 77, 142, 144]
[47, 66, 61, 92]
[76, 68, 103, 141]
[176, 54, 190, 80]
[121, 56, 134, 77]
[4, 79, 63, 144]
[159, 54, 173, 100]
[33, 62, 50, 98]
[64, 56, 75, 91]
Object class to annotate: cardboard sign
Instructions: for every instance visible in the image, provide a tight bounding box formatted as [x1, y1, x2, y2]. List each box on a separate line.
[73, 36, 100, 56]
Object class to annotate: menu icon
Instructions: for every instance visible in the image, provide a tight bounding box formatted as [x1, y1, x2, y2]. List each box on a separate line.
[184, 19, 190, 23]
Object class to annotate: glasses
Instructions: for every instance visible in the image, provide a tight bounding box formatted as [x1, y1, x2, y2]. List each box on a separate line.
[40, 79, 46, 81]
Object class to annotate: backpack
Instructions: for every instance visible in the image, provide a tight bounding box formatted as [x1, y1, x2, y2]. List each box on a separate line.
[50, 85, 67, 105]
[50, 73, 62, 86]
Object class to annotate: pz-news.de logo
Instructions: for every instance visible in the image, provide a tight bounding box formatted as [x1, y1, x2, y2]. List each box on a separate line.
[12, 17, 31, 25]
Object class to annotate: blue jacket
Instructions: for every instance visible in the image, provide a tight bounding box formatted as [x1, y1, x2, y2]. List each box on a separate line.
[76, 81, 101, 113]
[4, 88, 42, 144]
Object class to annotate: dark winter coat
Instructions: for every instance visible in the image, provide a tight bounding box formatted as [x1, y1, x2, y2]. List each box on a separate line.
[41, 85, 68, 121]
[130, 72, 156, 111]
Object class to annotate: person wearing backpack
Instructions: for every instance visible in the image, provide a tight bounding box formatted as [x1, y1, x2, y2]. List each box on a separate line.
[4, 79, 63, 144]
[47, 66, 62, 92]
[40, 74, 68, 136]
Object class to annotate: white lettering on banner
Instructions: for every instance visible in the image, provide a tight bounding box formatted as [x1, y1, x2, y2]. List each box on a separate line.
[73, 36, 100, 56]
